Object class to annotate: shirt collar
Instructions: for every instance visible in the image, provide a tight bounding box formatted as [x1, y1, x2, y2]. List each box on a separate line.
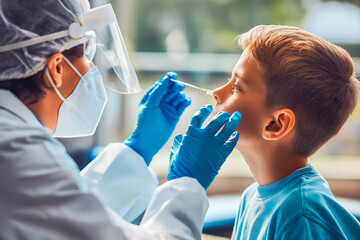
[255, 164, 318, 199]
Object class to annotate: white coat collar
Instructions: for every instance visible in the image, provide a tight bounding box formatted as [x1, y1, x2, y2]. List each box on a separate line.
[0, 89, 44, 128]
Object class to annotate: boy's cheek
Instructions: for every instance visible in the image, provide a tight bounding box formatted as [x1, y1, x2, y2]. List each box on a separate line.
[236, 110, 265, 141]
[213, 100, 263, 136]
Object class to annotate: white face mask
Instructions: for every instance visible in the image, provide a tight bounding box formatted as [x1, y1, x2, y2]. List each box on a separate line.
[46, 56, 108, 138]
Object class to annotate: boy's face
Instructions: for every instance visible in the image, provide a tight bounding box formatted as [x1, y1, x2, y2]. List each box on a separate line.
[213, 49, 269, 144]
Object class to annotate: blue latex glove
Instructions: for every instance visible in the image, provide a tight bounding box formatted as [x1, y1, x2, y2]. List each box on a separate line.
[124, 72, 191, 165]
[167, 104, 241, 190]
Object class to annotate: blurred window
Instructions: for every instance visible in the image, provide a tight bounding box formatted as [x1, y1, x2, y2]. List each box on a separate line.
[90, 0, 360, 199]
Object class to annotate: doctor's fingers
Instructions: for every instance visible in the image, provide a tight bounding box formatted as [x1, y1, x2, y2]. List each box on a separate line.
[140, 83, 157, 105]
[145, 75, 172, 106]
[163, 84, 186, 102]
[165, 71, 186, 96]
[175, 97, 191, 115]
[216, 112, 242, 142]
[171, 134, 183, 154]
[169, 134, 183, 165]
[166, 71, 178, 80]
[189, 104, 213, 128]
[140, 74, 168, 105]
[203, 111, 230, 136]
[169, 78, 186, 92]
[223, 131, 240, 155]
[167, 92, 187, 107]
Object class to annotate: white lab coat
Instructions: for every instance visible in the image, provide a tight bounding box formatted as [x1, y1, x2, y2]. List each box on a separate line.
[0, 89, 208, 240]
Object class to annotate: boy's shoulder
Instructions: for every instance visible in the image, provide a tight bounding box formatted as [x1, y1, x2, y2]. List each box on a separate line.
[240, 165, 360, 239]
[276, 170, 360, 238]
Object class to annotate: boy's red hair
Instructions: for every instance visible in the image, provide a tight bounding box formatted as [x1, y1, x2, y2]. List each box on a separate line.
[238, 25, 359, 156]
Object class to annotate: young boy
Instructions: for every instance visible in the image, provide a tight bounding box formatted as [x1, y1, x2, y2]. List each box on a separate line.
[211, 25, 360, 239]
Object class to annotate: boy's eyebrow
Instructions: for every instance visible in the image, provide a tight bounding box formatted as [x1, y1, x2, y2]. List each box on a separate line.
[234, 71, 249, 86]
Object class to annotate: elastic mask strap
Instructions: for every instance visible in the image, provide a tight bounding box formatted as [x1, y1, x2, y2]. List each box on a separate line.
[62, 55, 89, 88]
[46, 68, 66, 102]
[62, 55, 85, 78]
[46, 55, 90, 102]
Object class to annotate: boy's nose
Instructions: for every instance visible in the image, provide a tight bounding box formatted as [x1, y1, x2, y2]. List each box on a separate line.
[213, 88, 220, 103]
[213, 84, 229, 104]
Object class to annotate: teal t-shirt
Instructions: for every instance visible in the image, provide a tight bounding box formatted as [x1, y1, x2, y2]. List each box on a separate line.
[231, 164, 360, 239]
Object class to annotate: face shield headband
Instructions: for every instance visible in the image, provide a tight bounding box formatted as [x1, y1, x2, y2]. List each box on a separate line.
[0, 4, 141, 94]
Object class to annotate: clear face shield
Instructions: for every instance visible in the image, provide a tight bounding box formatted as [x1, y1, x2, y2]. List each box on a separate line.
[73, 4, 141, 93]
[0, 4, 141, 94]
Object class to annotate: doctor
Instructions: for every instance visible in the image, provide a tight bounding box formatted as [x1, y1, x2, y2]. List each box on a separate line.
[0, 0, 241, 239]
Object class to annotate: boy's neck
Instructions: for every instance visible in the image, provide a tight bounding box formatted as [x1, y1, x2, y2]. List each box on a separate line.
[237, 143, 308, 186]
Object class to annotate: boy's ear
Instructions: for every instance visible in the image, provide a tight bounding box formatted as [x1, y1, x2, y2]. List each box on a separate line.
[262, 109, 295, 140]
[46, 53, 64, 88]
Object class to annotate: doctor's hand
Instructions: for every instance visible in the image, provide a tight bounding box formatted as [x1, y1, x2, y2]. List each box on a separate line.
[124, 72, 191, 166]
[167, 105, 241, 190]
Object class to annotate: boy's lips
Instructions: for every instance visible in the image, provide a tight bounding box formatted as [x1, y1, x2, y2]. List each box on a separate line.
[212, 104, 224, 116]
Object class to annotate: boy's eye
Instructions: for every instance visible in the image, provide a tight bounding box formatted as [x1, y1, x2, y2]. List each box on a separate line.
[232, 83, 242, 93]
[228, 77, 243, 93]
